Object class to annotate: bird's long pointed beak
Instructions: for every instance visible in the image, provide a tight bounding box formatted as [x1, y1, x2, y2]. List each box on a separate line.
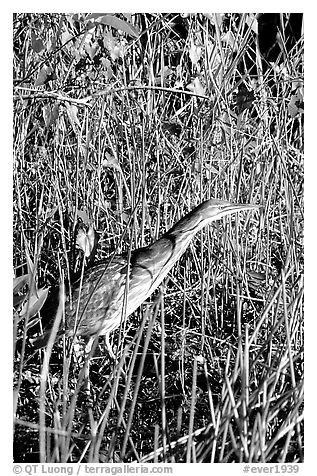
[223, 202, 262, 214]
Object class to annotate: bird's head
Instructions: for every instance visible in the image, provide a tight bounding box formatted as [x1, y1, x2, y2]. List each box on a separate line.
[169, 198, 261, 237]
[196, 199, 260, 224]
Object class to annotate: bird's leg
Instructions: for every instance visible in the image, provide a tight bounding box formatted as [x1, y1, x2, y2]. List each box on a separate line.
[104, 333, 116, 359]
[71, 337, 91, 393]
[104, 333, 128, 383]
[83, 336, 94, 394]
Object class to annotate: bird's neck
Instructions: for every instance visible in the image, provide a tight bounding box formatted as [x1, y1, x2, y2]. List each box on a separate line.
[130, 208, 207, 300]
[166, 207, 206, 243]
[155, 208, 206, 268]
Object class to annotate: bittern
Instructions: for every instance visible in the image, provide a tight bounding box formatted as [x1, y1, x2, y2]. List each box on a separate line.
[32, 199, 259, 355]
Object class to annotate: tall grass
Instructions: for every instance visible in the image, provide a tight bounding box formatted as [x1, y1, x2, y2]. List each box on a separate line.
[13, 13, 303, 462]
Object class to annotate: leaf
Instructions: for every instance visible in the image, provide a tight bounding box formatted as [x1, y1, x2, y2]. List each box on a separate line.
[35, 65, 55, 86]
[72, 13, 86, 22]
[13, 274, 30, 295]
[51, 104, 60, 123]
[66, 104, 80, 128]
[186, 77, 205, 96]
[13, 293, 27, 310]
[288, 90, 304, 118]
[31, 31, 44, 53]
[206, 13, 225, 28]
[122, 14, 133, 22]
[35, 67, 47, 86]
[24, 246, 35, 278]
[61, 31, 73, 46]
[103, 31, 124, 61]
[76, 225, 96, 258]
[47, 35, 57, 52]
[85, 13, 109, 20]
[155, 66, 173, 86]
[85, 41, 99, 60]
[85, 13, 108, 20]
[19, 288, 49, 320]
[43, 104, 59, 128]
[222, 31, 238, 52]
[101, 58, 113, 80]
[189, 40, 202, 66]
[175, 79, 184, 89]
[245, 14, 258, 35]
[102, 152, 120, 170]
[77, 210, 90, 225]
[42, 105, 52, 127]
[96, 15, 140, 38]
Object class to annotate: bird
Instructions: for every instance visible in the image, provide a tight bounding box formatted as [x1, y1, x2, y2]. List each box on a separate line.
[31, 199, 259, 356]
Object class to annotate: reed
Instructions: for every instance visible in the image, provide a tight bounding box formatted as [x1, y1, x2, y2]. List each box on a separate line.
[13, 13, 303, 462]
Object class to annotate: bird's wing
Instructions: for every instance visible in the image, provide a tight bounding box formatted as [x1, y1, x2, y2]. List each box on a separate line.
[30, 256, 130, 347]
[65, 256, 129, 337]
